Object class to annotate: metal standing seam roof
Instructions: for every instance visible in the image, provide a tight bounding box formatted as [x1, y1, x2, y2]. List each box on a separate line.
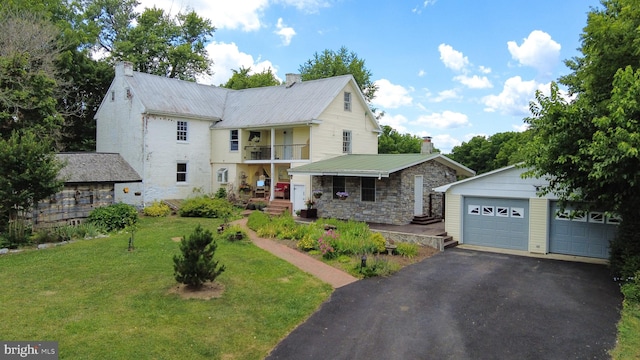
[287, 154, 475, 178]
[120, 70, 379, 130]
[214, 75, 356, 128]
[124, 71, 228, 120]
[56, 153, 142, 183]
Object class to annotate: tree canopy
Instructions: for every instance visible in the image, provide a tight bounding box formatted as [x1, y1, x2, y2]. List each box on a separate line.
[377, 125, 423, 154]
[221, 66, 280, 89]
[299, 46, 377, 104]
[522, 0, 640, 278]
[448, 131, 529, 174]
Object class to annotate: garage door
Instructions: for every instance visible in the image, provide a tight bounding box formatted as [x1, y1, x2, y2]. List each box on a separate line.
[463, 197, 529, 250]
[549, 202, 619, 259]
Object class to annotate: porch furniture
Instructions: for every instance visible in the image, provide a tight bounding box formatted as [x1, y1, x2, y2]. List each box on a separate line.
[274, 182, 290, 199]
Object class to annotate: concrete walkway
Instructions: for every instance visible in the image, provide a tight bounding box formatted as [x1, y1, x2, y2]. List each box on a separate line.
[231, 218, 358, 288]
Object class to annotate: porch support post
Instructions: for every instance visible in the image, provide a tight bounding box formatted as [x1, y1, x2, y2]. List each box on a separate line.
[269, 128, 276, 201]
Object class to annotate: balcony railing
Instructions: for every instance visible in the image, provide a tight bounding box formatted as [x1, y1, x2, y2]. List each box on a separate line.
[244, 144, 309, 161]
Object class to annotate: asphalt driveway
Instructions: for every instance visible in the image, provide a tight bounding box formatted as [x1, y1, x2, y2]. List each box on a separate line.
[266, 249, 622, 360]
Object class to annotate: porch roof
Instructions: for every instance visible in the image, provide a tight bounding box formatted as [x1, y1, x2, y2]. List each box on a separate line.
[287, 154, 475, 178]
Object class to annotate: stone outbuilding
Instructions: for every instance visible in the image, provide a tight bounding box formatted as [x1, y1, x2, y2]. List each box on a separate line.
[288, 150, 474, 225]
[32, 153, 142, 228]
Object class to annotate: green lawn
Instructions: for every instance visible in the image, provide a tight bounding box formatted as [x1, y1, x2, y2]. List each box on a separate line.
[0, 216, 332, 359]
[612, 302, 640, 359]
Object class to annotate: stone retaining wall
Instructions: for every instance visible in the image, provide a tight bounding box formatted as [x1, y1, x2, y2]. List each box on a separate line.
[371, 229, 445, 252]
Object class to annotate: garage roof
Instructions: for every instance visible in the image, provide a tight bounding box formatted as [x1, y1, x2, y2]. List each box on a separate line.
[288, 154, 475, 178]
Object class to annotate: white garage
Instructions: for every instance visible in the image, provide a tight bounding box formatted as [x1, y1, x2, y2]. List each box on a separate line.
[434, 165, 618, 260]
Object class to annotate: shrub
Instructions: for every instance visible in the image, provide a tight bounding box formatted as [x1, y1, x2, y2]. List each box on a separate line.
[369, 233, 387, 253]
[356, 257, 400, 278]
[214, 187, 227, 199]
[77, 222, 102, 238]
[297, 235, 317, 251]
[143, 201, 171, 217]
[173, 225, 226, 289]
[87, 203, 138, 232]
[179, 196, 233, 219]
[621, 271, 640, 305]
[318, 230, 337, 259]
[247, 210, 270, 231]
[396, 242, 419, 258]
[222, 225, 247, 242]
[609, 220, 640, 281]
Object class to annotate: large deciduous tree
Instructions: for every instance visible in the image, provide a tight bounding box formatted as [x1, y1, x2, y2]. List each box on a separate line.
[299, 46, 378, 105]
[522, 0, 640, 278]
[377, 125, 423, 154]
[448, 131, 528, 174]
[221, 66, 280, 89]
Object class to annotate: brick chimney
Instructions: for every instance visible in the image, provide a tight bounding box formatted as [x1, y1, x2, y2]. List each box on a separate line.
[421, 136, 433, 155]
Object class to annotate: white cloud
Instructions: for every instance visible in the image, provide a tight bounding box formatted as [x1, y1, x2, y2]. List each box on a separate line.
[431, 89, 460, 103]
[274, 18, 296, 45]
[378, 113, 410, 134]
[478, 65, 491, 74]
[372, 79, 413, 109]
[453, 74, 493, 89]
[438, 44, 469, 72]
[414, 110, 470, 129]
[412, 0, 437, 14]
[198, 41, 279, 85]
[137, 0, 269, 31]
[482, 76, 549, 116]
[507, 30, 561, 75]
[275, 0, 332, 13]
[512, 123, 530, 132]
[418, 69, 426, 77]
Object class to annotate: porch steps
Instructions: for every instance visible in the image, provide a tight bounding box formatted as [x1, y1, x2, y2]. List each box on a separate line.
[442, 234, 458, 249]
[162, 199, 183, 214]
[410, 214, 442, 225]
[264, 199, 292, 216]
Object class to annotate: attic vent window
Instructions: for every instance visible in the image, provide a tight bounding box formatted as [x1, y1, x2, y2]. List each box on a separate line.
[177, 121, 188, 141]
[344, 92, 352, 111]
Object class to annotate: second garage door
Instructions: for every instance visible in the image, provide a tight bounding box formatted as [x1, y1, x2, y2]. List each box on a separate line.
[463, 197, 529, 250]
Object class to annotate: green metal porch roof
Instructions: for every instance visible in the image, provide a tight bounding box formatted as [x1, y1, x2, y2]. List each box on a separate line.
[288, 154, 475, 178]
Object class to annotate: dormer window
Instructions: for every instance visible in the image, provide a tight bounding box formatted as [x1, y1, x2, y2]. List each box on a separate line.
[344, 92, 352, 111]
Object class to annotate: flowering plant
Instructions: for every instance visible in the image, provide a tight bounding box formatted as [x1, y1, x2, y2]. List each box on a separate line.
[318, 230, 337, 259]
[336, 191, 349, 198]
[312, 190, 323, 198]
[305, 198, 316, 209]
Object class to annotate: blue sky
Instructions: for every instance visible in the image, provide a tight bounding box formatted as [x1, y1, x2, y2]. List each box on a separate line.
[137, 0, 600, 153]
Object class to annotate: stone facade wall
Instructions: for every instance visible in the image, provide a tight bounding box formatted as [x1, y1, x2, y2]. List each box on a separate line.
[31, 183, 115, 228]
[313, 160, 456, 225]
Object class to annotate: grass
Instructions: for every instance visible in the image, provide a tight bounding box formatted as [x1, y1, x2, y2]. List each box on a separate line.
[612, 302, 640, 359]
[0, 216, 332, 359]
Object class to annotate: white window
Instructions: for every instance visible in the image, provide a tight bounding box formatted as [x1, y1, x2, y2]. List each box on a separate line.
[177, 121, 188, 141]
[342, 130, 352, 154]
[555, 209, 571, 221]
[482, 206, 495, 216]
[217, 168, 228, 183]
[344, 92, 352, 111]
[607, 214, 622, 225]
[571, 211, 587, 222]
[176, 163, 187, 183]
[230, 130, 239, 151]
[588, 212, 604, 224]
[468, 205, 480, 215]
[496, 207, 509, 217]
[511, 207, 524, 218]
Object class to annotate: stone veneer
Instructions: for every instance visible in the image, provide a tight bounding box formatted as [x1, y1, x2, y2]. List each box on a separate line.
[312, 160, 456, 225]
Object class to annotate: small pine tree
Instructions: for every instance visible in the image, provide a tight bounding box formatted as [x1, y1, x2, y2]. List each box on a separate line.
[173, 225, 226, 289]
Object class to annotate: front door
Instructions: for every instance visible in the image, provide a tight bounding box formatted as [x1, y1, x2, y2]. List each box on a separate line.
[293, 184, 305, 211]
[414, 175, 423, 216]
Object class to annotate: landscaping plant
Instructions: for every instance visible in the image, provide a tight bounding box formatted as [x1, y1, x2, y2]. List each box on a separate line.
[143, 201, 171, 217]
[179, 196, 233, 219]
[173, 225, 226, 289]
[87, 203, 138, 232]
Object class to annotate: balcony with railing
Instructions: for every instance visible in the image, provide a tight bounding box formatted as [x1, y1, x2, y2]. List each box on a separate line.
[243, 144, 309, 161]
